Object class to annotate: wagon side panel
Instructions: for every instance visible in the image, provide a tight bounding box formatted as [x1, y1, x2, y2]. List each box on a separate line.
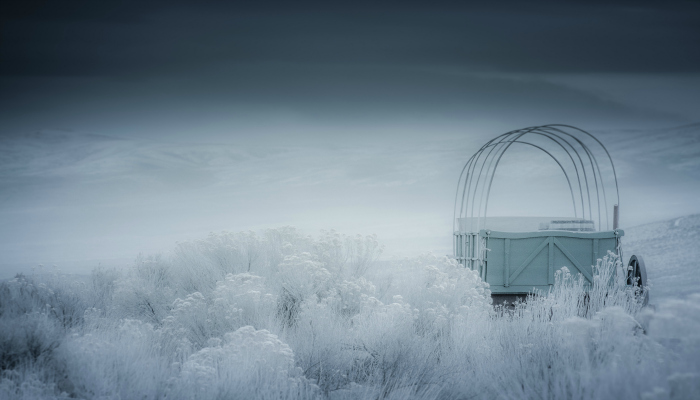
[597, 237, 619, 262]
[482, 230, 623, 294]
[508, 237, 550, 287]
[485, 237, 505, 287]
[552, 237, 595, 284]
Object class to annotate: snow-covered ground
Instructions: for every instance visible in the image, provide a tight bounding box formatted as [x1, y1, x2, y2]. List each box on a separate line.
[625, 214, 700, 302]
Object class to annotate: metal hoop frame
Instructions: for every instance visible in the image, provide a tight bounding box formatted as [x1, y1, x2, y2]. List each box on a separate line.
[453, 125, 620, 236]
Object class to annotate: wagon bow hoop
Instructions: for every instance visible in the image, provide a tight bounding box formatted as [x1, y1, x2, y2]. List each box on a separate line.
[453, 124, 620, 234]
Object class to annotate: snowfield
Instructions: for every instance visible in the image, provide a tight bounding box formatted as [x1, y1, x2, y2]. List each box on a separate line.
[1, 221, 698, 400]
[625, 214, 700, 301]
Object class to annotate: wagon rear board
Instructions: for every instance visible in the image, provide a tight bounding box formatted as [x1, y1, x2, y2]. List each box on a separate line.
[481, 229, 622, 294]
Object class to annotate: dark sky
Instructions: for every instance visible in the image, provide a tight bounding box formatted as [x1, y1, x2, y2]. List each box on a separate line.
[2, 0, 700, 76]
[2, 0, 700, 141]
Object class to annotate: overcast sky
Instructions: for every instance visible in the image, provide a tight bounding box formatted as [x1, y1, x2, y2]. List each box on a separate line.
[2, 0, 699, 140]
[1, 1, 699, 275]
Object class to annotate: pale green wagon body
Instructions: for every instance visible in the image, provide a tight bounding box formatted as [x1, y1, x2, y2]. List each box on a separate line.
[455, 229, 622, 295]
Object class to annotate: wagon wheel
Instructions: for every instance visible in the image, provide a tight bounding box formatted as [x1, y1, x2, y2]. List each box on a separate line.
[627, 255, 649, 306]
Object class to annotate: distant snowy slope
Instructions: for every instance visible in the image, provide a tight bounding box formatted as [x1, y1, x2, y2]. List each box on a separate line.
[624, 214, 700, 302]
[1, 124, 699, 279]
[601, 123, 700, 179]
[0, 130, 450, 188]
[0, 130, 464, 275]
[0, 130, 269, 183]
[589, 123, 700, 228]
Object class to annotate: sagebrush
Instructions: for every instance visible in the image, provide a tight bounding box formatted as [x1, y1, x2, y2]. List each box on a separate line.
[1, 228, 698, 400]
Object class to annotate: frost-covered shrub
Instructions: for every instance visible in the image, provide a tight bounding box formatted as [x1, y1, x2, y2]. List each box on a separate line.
[7, 226, 700, 400]
[421, 255, 491, 309]
[643, 293, 700, 388]
[438, 256, 663, 400]
[110, 230, 291, 325]
[0, 274, 90, 399]
[161, 292, 212, 356]
[0, 371, 72, 400]
[389, 254, 492, 339]
[277, 253, 332, 326]
[521, 254, 647, 325]
[585, 252, 647, 316]
[196, 231, 264, 274]
[263, 227, 315, 275]
[0, 275, 85, 372]
[161, 273, 277, 357]
[211, 273, 277, 330]
[171, 232, 256, 295]
[0, 312, 62, 372]
[0, 274, 86, 330]
[60, 319, 169, 400]
[288, 254, 493, 397]
[112, 255, 176, 325]
[314, 230, 384, 279]
[326, 277, 376, 319]
[278, 253, 332, 300]
[85, 267, 121, 314]
[172, 326, 318, 400]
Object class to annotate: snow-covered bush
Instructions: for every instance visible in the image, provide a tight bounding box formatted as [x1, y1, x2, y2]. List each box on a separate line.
[386, 254, 492, 340]
[0, 312, 61, 372]
[263, 227, 315, 275]
[0, 274, 87, 399]
[172, 326, 317, 400]
[0, 274, 85, 371]
[85, 267, 120, 315]
[438, 256, 665, 400]
[160, 273, 277, 357]
[0, 371, 72, 400]
[326, 277, 376, 319]
[3, 227, 700, 400]
[59, 319, 169, 400]
[171, 232, 256, 295]
[314, 230, 384, 279]
[0, 274, 86, 330]
[161, 291, 212, 356]
[112, 255, 175, 325]
[283, 253, 493, 397]
[277, 253, 332, 326]
[210, 273, 277, 331]
[639, 293, 700, 400]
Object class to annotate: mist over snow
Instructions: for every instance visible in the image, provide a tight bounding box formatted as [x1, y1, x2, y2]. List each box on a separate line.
[1, 124, 700, 278]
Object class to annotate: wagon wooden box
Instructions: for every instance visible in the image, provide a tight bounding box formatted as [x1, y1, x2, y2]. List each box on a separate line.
[455, 228, 622, 295]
